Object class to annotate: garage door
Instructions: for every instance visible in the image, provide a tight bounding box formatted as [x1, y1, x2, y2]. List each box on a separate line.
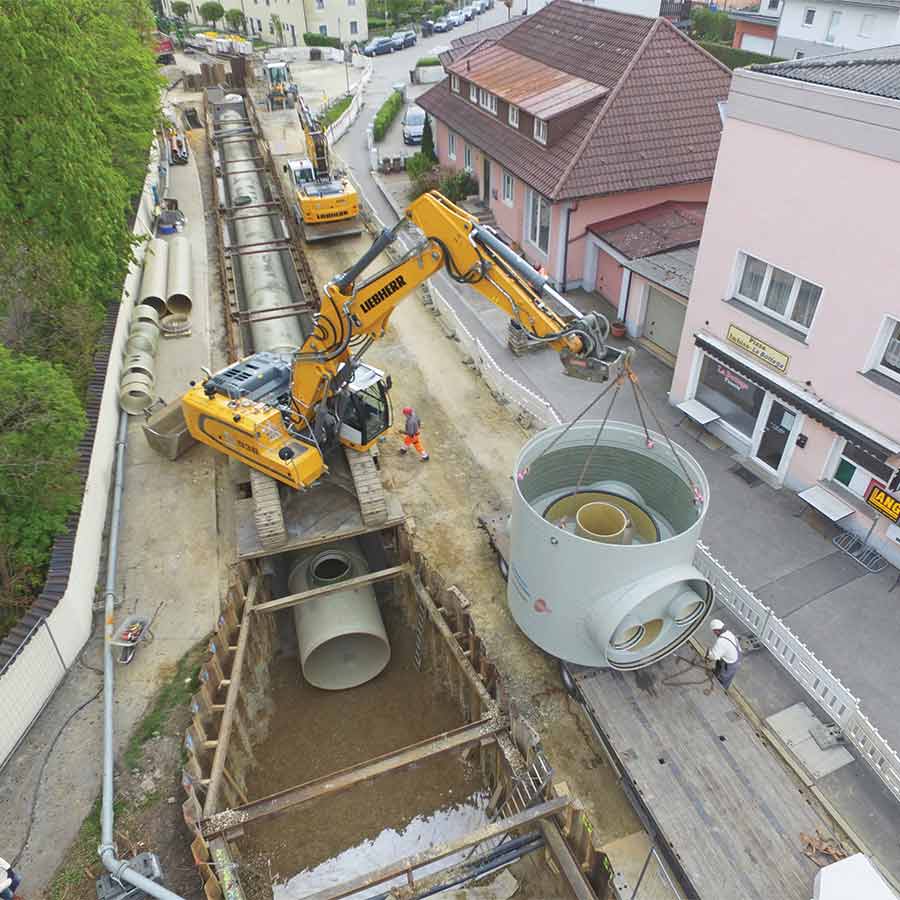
[741, 33, 774, 55]
[644, 287, 686, 358]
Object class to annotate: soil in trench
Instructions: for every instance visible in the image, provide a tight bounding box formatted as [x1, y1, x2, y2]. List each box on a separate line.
[303, 235, 641, 846]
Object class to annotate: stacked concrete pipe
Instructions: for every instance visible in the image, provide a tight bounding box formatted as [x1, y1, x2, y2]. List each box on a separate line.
[165, 234, 193, 316]
[139, 238, 169, 315]
[286, 541, 391, 690]
[120, 304, 163, 414]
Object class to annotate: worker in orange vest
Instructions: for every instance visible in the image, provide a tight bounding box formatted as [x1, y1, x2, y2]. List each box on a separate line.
[399, 407, 429, 461]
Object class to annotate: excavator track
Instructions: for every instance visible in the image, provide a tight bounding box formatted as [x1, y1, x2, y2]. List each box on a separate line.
[249, 468, 287, 549]
[344, 448, 388, 526]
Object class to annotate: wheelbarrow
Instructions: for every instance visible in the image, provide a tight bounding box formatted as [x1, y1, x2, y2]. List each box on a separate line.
[109, 615, 153, 665]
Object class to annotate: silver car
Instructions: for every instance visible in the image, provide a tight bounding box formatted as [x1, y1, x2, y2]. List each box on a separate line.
[402, 106, 426, 145]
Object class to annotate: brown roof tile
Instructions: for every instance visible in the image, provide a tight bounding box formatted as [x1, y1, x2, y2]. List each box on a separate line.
[587, 201, 706, 258]
[418, 2, 731, 201]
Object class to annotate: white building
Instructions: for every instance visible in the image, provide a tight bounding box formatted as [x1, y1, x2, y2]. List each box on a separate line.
[774, 0, 900, 58]
[164, 0, 368, 46]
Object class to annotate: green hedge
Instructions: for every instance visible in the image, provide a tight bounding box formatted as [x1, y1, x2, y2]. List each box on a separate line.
[303, 31, 342, 48]
[373, 89, 404, 142]
[698, 40, 783, 69]
[321, 94, 352, 128]
[416, 56, 441, 67]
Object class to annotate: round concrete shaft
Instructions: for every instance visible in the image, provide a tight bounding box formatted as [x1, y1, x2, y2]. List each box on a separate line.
[287, 543, 390, 690]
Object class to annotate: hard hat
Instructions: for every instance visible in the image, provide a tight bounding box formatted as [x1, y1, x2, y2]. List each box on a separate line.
[402, 406, 413, 416]
[709, 618, 724, 633]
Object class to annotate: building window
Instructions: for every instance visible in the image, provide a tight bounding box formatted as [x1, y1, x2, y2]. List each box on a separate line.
[695, 356, 765, 439]
[479, 88, 497, 114]
[526, 189, 550, 254]
[833, 441, 900, 498]
[803, 7, 815, 25]
[350, 19, 358, 33]
[767, 0, 778, 7]
[533, 117, 547, 145]
[502, 170, 513, 206]
[319, 23, 327, 34]
[868, 316, 900, 383]
[859, 12, 875, 35]
[348, 0, 356, 5]
[448, 132, 456, 160]
[470, 83, 478, 103]
[464, 143, 473, 171]
[509, 105, 519, 127]
[451, 74, 460, 93]
[733, 253, 822, 334]
[316, 0, 325, 6]
[825, 9, 841, 41]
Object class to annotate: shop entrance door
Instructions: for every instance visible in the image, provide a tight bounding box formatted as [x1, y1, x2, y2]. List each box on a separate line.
[754, 399, 798, 475]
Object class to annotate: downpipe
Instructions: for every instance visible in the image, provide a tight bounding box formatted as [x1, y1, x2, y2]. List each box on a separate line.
[98, 411, 186, 900]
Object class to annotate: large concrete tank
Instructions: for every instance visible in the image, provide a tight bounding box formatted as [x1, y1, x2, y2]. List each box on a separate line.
[508, 421, 712, 670]
[287, 541, 391, 690]
[216, 101, 304, 355]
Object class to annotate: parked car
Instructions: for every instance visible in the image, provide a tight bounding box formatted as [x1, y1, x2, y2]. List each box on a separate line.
[362, 36, 395, 56]
[462, 5, 475, 20]
[473, 0, 487, 12]
[433, 16, 451, 31]
[447, 10, 464, 26]
[391, 29, 417, 49]
[402, 105, 427, 144]
[420, 18, 435, 36]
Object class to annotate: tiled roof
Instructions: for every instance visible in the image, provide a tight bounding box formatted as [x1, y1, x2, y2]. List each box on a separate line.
[754, 45, 900, 100]
[446, 45, 608, 118]
[588, 201, 706, 258]
[419, 1, 731, 200]
[449, 17, 526, 52]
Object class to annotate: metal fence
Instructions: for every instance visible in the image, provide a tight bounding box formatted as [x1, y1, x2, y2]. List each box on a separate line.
[0, 617, 67, 769]
[695, 541, 900, 802]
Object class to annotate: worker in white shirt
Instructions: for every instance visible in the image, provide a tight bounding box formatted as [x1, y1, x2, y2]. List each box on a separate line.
[0, 855, 21, 900]
[707, 618, 741, 691]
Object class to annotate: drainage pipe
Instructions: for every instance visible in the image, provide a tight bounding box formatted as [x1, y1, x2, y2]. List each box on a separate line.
[98, 412, 186, 900]
[139, 238, 169, 315]
[166, 234, 193, 316]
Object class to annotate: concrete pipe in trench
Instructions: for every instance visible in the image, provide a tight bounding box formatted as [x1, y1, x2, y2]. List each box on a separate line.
[119, 372, 155, 414]
[287, 541, 390, 690]
[166, 234, 193, 316]
[139, 238, 169, 315]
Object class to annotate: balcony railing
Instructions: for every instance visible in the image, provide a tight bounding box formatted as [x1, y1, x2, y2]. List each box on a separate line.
[660, 0, 692, 22]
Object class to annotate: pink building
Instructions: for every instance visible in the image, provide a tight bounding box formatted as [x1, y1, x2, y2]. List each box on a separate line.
[418, 0, 731, 322]
[670, 49, 900, 566]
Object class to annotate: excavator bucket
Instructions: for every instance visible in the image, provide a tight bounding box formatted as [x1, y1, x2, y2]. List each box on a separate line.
[560, 345, 628, 383]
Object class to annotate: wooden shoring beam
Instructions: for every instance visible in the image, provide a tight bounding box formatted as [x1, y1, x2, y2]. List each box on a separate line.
[540, 820, 599, 900]
[203, 575, 259, 816]
[201, 717, 506, 838]
[253, 564, 411, 615]
[300, 797, 570, 900]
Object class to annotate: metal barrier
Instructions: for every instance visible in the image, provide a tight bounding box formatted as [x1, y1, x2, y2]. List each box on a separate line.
[695, 541, 900, 803]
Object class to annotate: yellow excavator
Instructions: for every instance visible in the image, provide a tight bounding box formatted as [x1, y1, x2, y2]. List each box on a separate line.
[283, 96, 361, 241]
[181, 191, 623, 538]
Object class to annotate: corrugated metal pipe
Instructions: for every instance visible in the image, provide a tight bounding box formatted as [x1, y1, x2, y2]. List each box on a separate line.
[99, 412, 186, 900]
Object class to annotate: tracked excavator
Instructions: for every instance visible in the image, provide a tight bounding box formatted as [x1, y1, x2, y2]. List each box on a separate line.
[181, 191, 626, 546]
[283, 96, 361, 241]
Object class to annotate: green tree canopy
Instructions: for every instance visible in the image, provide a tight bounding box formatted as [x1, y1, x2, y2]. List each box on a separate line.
[0, 347, 86, 605]
[172, 0, 192, 19]
[421, 116, 436, 163]
[199, 0, 225, 25]
[224, 8, 246, 31]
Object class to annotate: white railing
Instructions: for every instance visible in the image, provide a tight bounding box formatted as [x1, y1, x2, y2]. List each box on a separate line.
[696, 541, 900, 803]
[325, 60, 373, 146]
[0, 150, 162, 770]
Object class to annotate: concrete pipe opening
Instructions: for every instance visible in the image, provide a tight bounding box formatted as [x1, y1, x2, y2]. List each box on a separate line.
[575, 502, 632, 545]
[126, 323, 160, 355]
[122, 351, 155, 383]
[139, 238, 169, 315]
[119, 373, 154, 414]
[287, 542, 390, 691]
[508, 421, 713, 670]
[166, 235, 193, 316]
[135, 304, 161, 329]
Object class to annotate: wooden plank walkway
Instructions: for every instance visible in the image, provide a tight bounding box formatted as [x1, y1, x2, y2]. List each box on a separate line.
[573, 655, 828, 900]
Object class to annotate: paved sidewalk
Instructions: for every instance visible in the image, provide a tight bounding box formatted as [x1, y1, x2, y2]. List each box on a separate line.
[0, 132, 228, 892]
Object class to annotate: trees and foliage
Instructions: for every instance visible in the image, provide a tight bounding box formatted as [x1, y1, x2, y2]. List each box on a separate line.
[439, 169, 478, 201]
[0, 0, 160, 619]
[698, 40, 781, 68]
[320, 94, 353, 128]
[224, 8, 246, 32]
[199, 0, 225, 26]
[304, 31, 343, 48]
[421, 116, 437, 162]
[373, 89, 404, 141]
[172, 0, 192, 19]
[0, 347, 86, 609]
[690, 7, 735, 43]
[416, 55, 441, 66]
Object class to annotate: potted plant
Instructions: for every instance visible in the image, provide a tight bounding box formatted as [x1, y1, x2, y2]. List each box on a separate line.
[611, 319, 627, 338]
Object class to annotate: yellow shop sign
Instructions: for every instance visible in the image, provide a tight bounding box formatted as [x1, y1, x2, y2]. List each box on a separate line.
[726, 324, 790, 373]
[866, 482, 900, 523]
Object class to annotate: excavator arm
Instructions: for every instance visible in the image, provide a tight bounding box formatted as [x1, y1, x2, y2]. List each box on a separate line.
[182, 191, 623, 491]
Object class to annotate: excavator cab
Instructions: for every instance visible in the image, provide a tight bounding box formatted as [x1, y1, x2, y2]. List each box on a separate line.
[336, 363, 392, 451]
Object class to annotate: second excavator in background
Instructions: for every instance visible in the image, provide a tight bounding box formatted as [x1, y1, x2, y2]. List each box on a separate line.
[181, 190, 625, 545]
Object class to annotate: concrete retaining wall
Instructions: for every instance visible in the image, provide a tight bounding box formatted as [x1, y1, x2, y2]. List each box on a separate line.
[0, 145, 163, 769]
[325, 61, 373, 146]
